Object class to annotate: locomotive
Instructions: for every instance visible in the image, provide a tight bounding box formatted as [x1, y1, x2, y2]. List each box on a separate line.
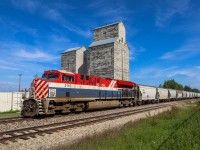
[21, 70, 200, 117]
[21, 70, 137, 117]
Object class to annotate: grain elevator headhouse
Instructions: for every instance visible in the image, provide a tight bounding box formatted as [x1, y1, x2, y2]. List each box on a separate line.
[88, 21, 130, 81]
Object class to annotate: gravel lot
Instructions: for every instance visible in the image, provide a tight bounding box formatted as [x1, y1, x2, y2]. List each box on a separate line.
[0, 100, 198, 150]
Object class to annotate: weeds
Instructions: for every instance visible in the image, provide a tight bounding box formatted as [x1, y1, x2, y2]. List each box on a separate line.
[52, 104, 200, 150]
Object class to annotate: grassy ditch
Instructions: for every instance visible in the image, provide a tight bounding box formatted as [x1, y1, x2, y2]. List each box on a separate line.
[0, 110, 20, 117]
[56, 103, 200, 150]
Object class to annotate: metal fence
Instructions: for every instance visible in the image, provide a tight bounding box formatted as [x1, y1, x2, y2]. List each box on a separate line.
[0, 92, 29, 112]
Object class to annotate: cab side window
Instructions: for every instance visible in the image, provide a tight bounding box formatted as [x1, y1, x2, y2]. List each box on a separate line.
[62, 74, 74, 82]
[81, 75, 84, 80]
[86, 75, 90, 80]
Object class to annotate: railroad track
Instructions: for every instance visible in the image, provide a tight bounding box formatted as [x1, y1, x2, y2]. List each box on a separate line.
[0, 117, 32, 125]
[0, 99, 197, 125]
[0, 117, 21, 123]
[0, 103, 173, 144]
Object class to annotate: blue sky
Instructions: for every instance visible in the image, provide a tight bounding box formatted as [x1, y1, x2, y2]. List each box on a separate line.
[0, 0, 200, 91]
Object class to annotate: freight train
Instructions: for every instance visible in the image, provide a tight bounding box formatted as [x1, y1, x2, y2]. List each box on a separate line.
[21, 70, 200, 117]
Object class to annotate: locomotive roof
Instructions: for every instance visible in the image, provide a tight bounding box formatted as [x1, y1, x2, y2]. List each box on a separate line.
[57, 70, 75, 74]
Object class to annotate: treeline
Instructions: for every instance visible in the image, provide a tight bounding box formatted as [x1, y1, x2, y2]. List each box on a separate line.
[159, 79, 200, 93]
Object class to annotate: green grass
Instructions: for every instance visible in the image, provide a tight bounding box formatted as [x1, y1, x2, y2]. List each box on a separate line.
[55, 103, 200, 150]
[0, 110, 20, 117]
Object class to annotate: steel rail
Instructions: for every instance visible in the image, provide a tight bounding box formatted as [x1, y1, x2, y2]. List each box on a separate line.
[0, 103, 173, 144]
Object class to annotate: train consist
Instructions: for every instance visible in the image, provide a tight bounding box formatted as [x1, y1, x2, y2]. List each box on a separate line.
[21, 70, 200, 117]
[138, 85, 200, 104]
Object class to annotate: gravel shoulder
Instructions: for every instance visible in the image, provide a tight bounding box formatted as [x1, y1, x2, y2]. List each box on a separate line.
[0, 99, 198, 150]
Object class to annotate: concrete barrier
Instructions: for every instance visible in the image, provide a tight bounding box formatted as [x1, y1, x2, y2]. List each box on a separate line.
[0, 92, 29, 112]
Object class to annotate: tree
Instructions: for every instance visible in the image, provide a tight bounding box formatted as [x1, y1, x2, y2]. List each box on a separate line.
[163, 79, 178, 89]
[177, 84, 183, 90]
[162, 80, 200, 92]
[191, 88, 199, 93]
[184, 85, 192, 91]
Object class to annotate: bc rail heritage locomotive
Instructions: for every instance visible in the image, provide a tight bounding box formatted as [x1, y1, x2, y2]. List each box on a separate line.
[21, 70, 200, 117]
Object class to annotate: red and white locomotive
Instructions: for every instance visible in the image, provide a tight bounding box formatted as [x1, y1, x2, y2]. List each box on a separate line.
[21, 70, 137, 117]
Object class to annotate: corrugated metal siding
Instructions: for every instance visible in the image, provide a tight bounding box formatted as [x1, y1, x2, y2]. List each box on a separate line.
[177, 90, 182, 98]
[186, 92, 190, 98]
[0, 92, 29, 112]
[189, 92, 193, 97]
[139, 85, 157, 100]
[157, 88, 168, 99]
[182, 91, 187, 98]
[169, 89, 176, 98]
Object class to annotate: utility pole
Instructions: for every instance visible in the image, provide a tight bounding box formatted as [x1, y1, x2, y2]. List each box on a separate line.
[121, 49, 124, 80]
[18, 74, 22, 92]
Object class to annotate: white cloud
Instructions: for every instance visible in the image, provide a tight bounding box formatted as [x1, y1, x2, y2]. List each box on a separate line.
[41, 6, 92, 38]
[88, 0, 132, 23]
[156, 0, 191, 27]
[50, 35, 70, 43]
[160, 38, 200, 60]
[132, 65, 200, 89]
[10, 0, 91, 38]
[128, 44, 145, 61]
[15, 49, 58, 61]
[0, 41, 59, 73]
[11, 0, 40, 13]
[0, 81, 18, 92]
[0, 17, 37, 37]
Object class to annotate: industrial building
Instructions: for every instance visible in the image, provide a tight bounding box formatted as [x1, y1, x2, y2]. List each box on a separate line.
[61, 21, 130, 81]
[61, 46, 87, 74]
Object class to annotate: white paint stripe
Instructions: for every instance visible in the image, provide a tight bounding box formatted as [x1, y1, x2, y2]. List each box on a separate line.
[35, 81, 45, 92]
[111, 81, 116, 88]
[48, 82, 119, 91]
[36, 83, 48, 97]
[111, 81, 115, 88]
[36, 79, 43, 86]
[36, 84, 47, 97]
[41, 88, 48, 98]
[108, 80, 113, 88]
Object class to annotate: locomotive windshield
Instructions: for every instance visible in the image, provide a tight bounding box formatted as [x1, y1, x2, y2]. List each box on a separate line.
[42, 73, 59, 80]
